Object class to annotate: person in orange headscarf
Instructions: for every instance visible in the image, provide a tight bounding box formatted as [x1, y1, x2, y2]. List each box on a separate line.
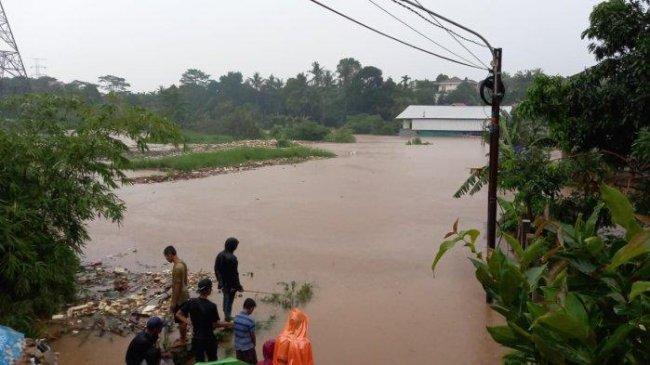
[273, 309, 314, 365]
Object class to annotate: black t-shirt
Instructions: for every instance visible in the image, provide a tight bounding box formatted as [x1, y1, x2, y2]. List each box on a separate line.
[180, 297, 220, 340]
[125, 331, 161, 365]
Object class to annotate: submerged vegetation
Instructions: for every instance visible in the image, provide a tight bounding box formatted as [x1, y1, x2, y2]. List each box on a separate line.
[129, 146, 334, 172]
[325, 128, 356, 143]
[262, 281, 315, 309]
[406, 137, 429, 145]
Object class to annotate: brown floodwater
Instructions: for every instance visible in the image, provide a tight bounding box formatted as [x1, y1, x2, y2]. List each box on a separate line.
[54, 135, 503, 364]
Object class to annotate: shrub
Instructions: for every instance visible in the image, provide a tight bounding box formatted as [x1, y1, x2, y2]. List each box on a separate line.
[0, 94, 181, 335]
[432, 185, 650, 364]
[406, 137, 429, 145]
[325, 128, 356, 143]
[344, 114, 399, 135]
[271, 118, 330, 141]
[276, 138, 293, 148]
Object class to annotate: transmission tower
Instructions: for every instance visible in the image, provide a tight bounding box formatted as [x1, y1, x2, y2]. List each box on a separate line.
[31, 57, 46, 77]
[0, 1, 27, 78]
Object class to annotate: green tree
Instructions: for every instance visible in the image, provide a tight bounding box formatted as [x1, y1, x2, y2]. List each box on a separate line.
[97, 74, 131, 93]
[0, 94, 180, 335]
[180, 68, 211, 87]
[336, 57, 362, 86]
[518, 0, 649, 156]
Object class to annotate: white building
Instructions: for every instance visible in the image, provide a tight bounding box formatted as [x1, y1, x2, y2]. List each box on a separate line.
[433, 77, 477, 93]
[396, 105, 512, 136]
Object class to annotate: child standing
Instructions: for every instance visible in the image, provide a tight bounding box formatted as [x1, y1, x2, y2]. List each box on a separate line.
[234, 298, 258, 364]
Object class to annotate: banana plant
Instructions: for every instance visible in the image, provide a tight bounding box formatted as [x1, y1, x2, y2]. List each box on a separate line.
[433, 185, 649, 364]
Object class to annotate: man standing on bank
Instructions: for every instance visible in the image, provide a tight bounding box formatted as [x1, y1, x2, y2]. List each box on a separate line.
[163, 245, 189, 344]
[214, 237, 244, 321]
[176, 278, 233, 362]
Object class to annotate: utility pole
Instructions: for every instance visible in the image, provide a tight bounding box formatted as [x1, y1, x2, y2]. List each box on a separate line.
[486, 48, 503, 254]
[0, 0, 27, 78]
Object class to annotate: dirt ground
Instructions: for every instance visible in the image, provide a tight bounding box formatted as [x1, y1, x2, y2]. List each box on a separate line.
[54, 135, 503, 364]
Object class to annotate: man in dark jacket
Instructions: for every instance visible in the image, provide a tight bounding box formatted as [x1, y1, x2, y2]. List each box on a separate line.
[125, 317, 164, 365]
[214, 237, 243, 321]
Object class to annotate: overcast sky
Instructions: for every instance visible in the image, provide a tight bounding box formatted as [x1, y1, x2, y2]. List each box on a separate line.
[5, 0, 601, 91]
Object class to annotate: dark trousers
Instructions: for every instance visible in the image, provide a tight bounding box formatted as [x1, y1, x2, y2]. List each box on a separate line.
[222, 288, 236, 320]
[236, 348, 258, 364]
[192, 337, 218, 362]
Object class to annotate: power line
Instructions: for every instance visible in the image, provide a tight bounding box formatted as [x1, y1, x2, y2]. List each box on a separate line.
[366, 0, 483, 69]
[396, 0, 493, 51]
[411, 0, 489, 69]
[307, 0, 486, 70]
[388, 0, 488, 49]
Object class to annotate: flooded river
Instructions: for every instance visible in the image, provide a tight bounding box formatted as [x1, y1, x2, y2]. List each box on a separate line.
[55, 135, 502, 364]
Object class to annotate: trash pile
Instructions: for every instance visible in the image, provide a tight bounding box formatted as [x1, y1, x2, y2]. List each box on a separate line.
[49, 262, 208, 338]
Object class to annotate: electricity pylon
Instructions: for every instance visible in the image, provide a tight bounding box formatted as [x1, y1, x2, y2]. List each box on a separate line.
[0, 1, 27, 78]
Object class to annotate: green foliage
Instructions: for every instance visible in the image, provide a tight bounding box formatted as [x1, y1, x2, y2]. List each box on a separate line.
[343, 114, 399, 135]
[518, 0, 649, 157]
[433, 186, 650, 364]
[261, 281, 314, 309]
[1, 59, 540, 137]
[455, 114, 566, 222]
[270, 117, 330, 141]
[129, 146, 334, 172]
[0, 94, 181, 335]
[325, 128, 356, 143]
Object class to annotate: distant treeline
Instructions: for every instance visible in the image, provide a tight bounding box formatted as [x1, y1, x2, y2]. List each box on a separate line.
[0, 58, 541, 138]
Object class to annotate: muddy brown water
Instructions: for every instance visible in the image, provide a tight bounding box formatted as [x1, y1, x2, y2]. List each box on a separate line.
[54, 135, 503, 364]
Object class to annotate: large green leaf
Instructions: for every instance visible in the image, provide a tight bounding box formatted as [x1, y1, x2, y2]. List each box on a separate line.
[499, 262, 525, 306]
[600, 185, 642, 238]
[584, 236, 603, 256]
[584, 202, 604, 236]
[431, 236, 464, 273]
[629, 281, 650, 301]
[470, 258, 495, 289]
[596, 323, 634, 361]
[525, 264, 547, 291]
[487, 325, 519, 347]
[503, 232, 524, 261]
[564, 293, 588, 326]
[521, 239, 546, 268]
[607, 230, 650, 270]
[534, 312, 592, 343]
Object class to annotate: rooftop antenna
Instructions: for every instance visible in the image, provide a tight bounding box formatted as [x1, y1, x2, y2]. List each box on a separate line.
[0, 1, 27, 78]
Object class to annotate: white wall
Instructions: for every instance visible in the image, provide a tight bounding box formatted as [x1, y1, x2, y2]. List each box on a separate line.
[411, 118, 485, 132]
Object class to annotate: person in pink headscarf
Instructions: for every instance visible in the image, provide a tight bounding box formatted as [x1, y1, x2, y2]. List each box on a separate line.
[257, 339, 276, 365]
[273, 309, 314, 365]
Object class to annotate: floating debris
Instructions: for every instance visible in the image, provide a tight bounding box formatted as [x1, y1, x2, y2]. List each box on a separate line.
[50, 262, 208, 338]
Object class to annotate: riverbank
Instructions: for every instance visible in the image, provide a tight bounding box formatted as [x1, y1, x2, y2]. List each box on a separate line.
[126, 140, 335, 183]
[54, 135, 502, 364]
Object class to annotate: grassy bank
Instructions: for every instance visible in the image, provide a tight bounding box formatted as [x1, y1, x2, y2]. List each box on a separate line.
[182, 130, 234, 144]
[130, 146, 334, 172]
